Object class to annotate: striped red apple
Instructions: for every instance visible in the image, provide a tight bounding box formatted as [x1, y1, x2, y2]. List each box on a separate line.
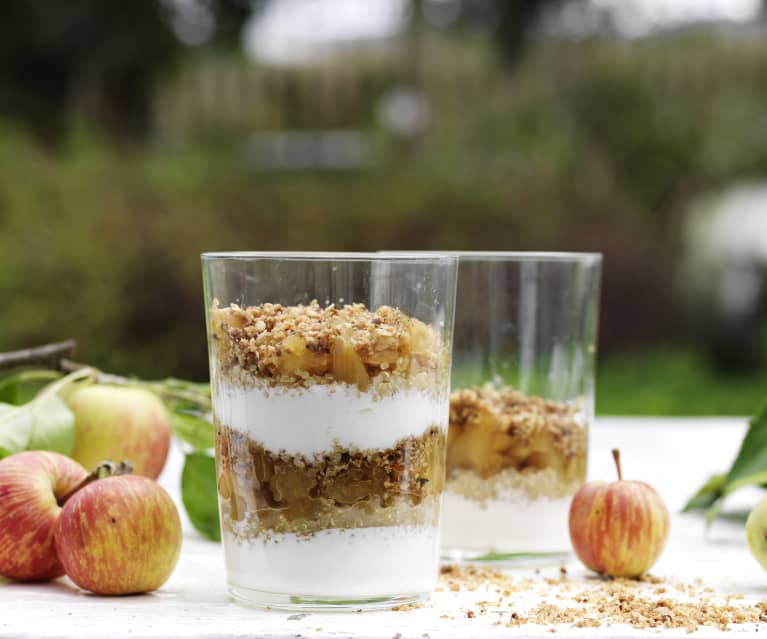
[569, 449, 670, 578]
[0, 451, 88, 581]
[54, 473, 182, 595]
[0, 451, 182, 594]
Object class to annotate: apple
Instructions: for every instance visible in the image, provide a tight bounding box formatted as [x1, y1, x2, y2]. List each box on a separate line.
[569, 449, 670, 578]
[0, 451, 87, 581]
[66, 385, 171, 479]
[746, 494, 767, 571]
[54, 473, 182, 595]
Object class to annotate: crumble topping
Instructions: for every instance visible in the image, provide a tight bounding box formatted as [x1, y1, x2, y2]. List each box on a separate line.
[447, 385, 587, 495]
[209, 300, 449, 393]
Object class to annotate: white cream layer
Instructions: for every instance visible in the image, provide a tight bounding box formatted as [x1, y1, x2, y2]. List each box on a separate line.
[213, 382, 446, 457]
[441, 491, 572, 554]
[223, 526, 439, 597]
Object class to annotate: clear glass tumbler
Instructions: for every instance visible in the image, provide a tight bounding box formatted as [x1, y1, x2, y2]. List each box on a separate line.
[202, 252, 457, 609]
[442, 252, 601, 562]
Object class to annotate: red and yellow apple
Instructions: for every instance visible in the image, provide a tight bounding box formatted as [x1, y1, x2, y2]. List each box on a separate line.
[0, 451, 87, 581]
[569, 449, 670, 578]
[54, 474, 182, 595]
[66, 385, 171, 479]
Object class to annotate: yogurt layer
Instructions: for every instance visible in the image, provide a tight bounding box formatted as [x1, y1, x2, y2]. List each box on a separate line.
[213, 382, 447, 457]
[224, 526, 440, 598]
[441, 490, 572, 555]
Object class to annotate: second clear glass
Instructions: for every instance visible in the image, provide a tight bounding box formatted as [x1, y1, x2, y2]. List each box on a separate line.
[441, 252, 601, 562]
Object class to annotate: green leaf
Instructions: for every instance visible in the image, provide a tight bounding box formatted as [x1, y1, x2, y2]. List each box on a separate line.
[705, 501, 724, 527]
[171, 410, 214, 451]
[686, 402, 767, 522]
[0, 404, 33, 457]
[682, 473, 727, 512]
[181, 452, 221, 542]
[0, 369, 62, 405]
[0, 393, 75, 460]
[26, 394, 75, 454]
[719, 403, 767, 496]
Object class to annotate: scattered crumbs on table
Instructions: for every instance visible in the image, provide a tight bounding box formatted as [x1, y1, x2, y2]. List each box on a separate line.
[428, 563, 767, 633]
[391, 602, 423, 612]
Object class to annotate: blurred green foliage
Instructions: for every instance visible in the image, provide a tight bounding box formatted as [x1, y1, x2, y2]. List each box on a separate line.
[2, 33, 767, 414]
[597, 350, 767, 416]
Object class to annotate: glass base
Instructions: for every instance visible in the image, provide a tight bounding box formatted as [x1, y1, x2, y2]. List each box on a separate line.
[441, 547, 571, 567]
[228, 584, 430, 612]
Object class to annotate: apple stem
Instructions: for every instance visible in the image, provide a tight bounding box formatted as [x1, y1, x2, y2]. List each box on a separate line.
[57, 460, 134, 507]
[612, 448, 623, 481]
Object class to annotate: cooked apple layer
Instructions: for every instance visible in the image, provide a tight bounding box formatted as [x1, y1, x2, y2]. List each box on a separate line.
[216, 423, 446, 537]
[209, 300, 449, 395]
[447, 385, 587, 499]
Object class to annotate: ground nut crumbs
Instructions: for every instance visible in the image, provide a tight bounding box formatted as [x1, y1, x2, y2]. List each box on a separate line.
[422, 565, 767, 633]
[209, 300, 449, 394]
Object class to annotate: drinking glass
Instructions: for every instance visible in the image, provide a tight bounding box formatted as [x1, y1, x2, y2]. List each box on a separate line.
[441, 252, 601, 562]
[202, 252, 457, 609]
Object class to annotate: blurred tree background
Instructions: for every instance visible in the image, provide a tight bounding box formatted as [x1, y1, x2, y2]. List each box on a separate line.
[1, 0, 767, 415]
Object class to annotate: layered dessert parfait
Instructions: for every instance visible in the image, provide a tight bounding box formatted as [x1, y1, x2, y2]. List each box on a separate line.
[442, 384, 588, 557]
[209, 300, 450, 604]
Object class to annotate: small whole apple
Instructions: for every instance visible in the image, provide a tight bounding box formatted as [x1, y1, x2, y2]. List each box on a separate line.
[746, 494, 767, 571]
[54, 474, 182, 595]
[569, 449, 670, 578]
[0, 451, 87, 581]
[66, 385, 171, 479]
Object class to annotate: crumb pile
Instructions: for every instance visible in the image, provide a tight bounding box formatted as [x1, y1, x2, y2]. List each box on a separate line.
[430, 565, 767, 633]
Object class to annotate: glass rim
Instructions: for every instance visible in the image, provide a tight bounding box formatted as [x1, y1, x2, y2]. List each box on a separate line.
[379, 250, 602, 263]
[201, 251, 456, 263]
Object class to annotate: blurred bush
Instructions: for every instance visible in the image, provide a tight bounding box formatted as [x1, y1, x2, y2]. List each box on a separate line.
[2, 31, 767, 414]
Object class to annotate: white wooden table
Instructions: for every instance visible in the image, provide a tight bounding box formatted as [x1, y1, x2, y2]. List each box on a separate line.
[3, 417, 765, 639]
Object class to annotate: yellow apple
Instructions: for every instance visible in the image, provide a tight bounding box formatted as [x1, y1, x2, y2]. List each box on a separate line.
[66, 385, 171, 479]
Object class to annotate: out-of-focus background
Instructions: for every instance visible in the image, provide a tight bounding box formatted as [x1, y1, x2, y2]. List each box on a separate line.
[2, 0, 766, 415]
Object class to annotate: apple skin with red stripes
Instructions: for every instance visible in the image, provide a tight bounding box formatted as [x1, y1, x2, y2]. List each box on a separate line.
[0, 451, 88, 581]
[54, 475, 182, 594]
[569, 476, 670, 578]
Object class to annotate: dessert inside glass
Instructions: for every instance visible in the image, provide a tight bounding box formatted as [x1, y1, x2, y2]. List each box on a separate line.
[202, 253, 456, 609]
[440, 252, 601, 561]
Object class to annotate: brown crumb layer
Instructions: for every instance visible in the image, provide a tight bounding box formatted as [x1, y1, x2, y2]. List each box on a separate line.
[446, 466, 581, 502]
[434, 564, 767, 633]
[447, 385, 587, 492]
[210, 301, 448, 393]
[216, 424, 445, 537]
